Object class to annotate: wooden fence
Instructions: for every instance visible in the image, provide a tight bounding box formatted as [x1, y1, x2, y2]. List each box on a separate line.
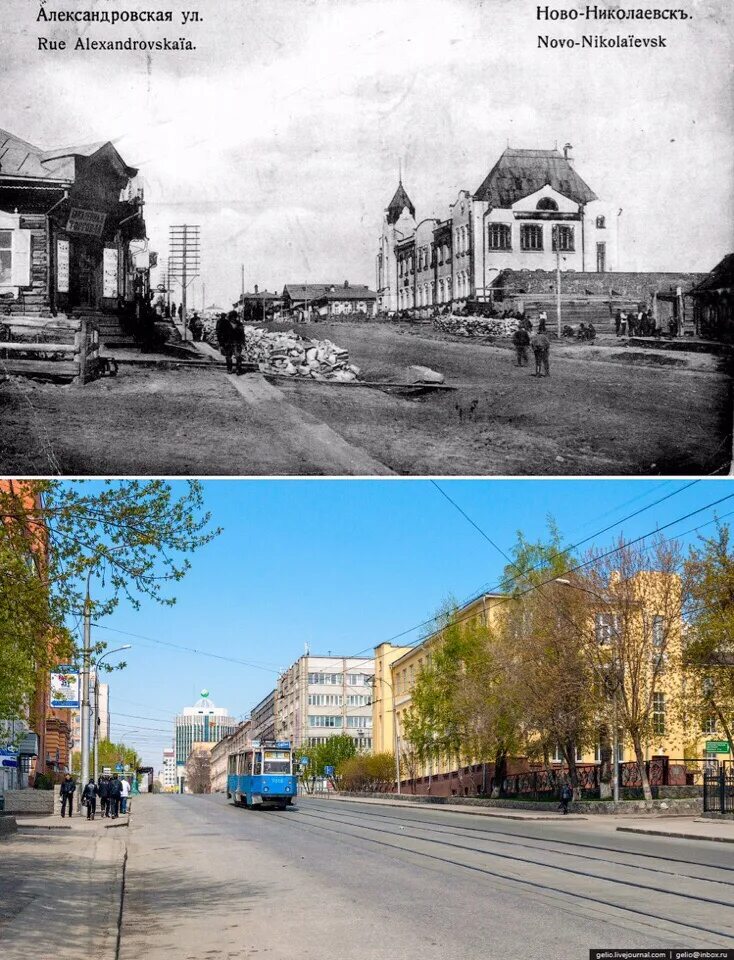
[0, 315, 101, 383]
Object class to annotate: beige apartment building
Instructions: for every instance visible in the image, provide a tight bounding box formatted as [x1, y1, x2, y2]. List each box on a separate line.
[276, 655, 375, 751]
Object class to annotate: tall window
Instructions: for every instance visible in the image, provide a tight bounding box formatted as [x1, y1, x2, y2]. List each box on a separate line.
[552, 225, 575, 252]
[488, 223, 511, 250]
[0, 230, 12, 285]
[520, 224, 543, 251]
[652, 692, 665, 736]
[651, 616, 665, 648]
[595, 612, 618, 645]
[596, 216, 606, 229]
[702, 715, 717, 735]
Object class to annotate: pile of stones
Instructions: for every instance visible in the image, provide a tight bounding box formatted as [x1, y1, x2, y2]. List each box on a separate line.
[433, 315, 521, 338]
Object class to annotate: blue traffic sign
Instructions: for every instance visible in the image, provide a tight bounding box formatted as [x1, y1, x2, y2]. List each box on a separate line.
[115, 763, 124, 772]
[324, 765, 334, 777]
[299, 756, 309, 766]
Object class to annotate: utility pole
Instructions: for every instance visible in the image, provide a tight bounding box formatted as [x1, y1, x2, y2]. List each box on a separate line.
[554, 225, 562, 338]
[80, 587, 91, 801]
[168, 224, 200, 342]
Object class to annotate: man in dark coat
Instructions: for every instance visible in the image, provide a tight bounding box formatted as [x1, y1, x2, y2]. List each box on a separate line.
[512, 325, 530, 366]
[60, 774, 76, 818]
[82, 778, 98, 820]
[98, 776, 110, 818]
[216, 311, 245, 374]
[531, 321, 551, 377]
[108, 773, 123, 819]
[559, 781, 573, 815]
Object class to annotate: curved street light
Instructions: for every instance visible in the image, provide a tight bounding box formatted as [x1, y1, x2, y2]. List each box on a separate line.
[92, 645, 132, 782]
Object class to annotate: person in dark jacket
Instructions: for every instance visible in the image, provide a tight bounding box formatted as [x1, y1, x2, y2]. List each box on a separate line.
[531, 321, 551, 377]
[512, 326, 530, 366]
[216, 311, 245, 374]
[559, 781, 573, 815]
[82, 778, 98, 820]
[108, 774, 123, 819]
[60, 774, 76, 818]
[98, 776, 110, 818]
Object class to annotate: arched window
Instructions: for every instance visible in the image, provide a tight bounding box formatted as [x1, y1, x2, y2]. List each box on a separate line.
[536, 197, 559, 211]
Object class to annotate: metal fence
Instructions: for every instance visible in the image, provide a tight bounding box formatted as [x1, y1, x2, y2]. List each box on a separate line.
[703, 762, 734, 814]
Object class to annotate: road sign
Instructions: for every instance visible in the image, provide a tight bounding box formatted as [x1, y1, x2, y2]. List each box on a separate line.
[115, 763, 124, 772]
[706, 740, 730, 754]
[324, 765, 334, 777]
[299, 757, 308, 766]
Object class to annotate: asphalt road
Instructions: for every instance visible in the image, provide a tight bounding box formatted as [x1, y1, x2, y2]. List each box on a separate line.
[120, 794, 734, 960]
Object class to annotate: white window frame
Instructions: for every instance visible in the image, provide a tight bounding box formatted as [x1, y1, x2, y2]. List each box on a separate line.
[0, 211, 32, 295]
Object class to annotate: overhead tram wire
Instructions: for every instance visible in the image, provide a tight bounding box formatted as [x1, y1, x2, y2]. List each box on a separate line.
[339, 487, 734, 664]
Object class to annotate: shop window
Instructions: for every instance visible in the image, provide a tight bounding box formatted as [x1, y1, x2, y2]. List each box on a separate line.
[488, 223, 511, 251]
[520, 224, 543, 251]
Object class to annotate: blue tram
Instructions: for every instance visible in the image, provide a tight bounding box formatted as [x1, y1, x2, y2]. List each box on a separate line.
[227, 740, 297, 810]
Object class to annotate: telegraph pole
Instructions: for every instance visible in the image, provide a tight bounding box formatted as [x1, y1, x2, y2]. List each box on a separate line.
[80, 587, 91, 799]
[554, 225, 562, 338]
[169, 225, 200, 342]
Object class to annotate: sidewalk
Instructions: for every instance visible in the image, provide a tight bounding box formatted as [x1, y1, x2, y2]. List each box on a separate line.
[616, 818, 734, 844]
[309, 793, 587, 821]
[0, 812, 127, 959]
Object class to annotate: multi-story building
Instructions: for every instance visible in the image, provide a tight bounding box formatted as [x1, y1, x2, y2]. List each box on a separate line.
[376, 144, 617, 313]
[250, 690, 276, 743]
[70, 674, 109, 760]
[161, 747, 177, 792]
[374, 577, 728, 793]
[276, 655, 375, 751]
[209, 719, 252, 794]
[174, 690, 238, 788]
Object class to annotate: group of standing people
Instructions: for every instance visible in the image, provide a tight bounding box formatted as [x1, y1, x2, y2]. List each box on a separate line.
[59, 772, 131, 821]
[615, 309, 670, 338]
[512, 314, 551, 378]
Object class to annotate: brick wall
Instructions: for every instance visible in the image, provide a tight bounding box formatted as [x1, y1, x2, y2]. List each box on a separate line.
[493, 269, 708, 301]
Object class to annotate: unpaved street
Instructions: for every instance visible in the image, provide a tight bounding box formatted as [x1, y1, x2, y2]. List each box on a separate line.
[0, 322, 729, 475]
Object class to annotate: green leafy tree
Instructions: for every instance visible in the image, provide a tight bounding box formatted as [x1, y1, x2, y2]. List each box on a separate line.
[0, 480, 219, 722]
[683, 522, 734, 753]
[71, 739, 141, 778]
[339, 753, 395, 792]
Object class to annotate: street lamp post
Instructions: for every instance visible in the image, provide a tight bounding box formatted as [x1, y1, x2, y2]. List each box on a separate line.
[93, 645, 132, 782]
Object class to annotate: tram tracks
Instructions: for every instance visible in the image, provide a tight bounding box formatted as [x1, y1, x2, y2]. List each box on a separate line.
[281, 802, 734, 946]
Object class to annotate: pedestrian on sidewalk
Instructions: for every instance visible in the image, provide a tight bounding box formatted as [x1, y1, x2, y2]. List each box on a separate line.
[120, 777, 130, 814]
[82, 778, 98, 820]
[98, 776, 110, 817]
[60, 774, 76, 818]
[559, 781, 573, 815]
[108, 773, 122, 819]
[512, 325, 530, 366]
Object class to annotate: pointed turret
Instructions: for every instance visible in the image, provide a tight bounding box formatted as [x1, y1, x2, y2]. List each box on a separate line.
[386, 181, 415, 225]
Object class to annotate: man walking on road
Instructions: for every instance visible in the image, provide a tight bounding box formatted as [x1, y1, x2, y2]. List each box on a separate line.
[82, 778, 98, 820]
[512, 325, 530, 366]
[120, 777, 131, 814]
[98, 776, 110, 817]
[559, 781, 573, 815]
[216, 311, 246, 375]
[531, 321, 551, 378]
[60, 774, 76, 818]
[109, 774, 122, 819]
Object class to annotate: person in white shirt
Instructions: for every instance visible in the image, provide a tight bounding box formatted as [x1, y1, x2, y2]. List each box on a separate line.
[120, 777, 131, 814]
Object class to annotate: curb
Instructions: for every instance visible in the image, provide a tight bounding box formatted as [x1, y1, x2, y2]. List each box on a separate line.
[616, 826, 734, 844]
[312, 794, 587, 822]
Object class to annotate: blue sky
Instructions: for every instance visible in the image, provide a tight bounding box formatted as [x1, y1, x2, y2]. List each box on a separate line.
[84, 479, 734, 768]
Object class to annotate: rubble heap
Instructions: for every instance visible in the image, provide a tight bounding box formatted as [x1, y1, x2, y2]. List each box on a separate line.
[204, 322, 361, 381]
[433, 314, 520, 338]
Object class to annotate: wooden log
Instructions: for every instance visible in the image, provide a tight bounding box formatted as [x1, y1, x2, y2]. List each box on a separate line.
[0, 342, 77, 354]
[0, 359, 78, 377]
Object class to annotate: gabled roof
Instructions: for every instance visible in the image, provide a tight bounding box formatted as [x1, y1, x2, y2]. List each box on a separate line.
[284, 283, 375, 301]
[474, 147, 597, 208]
[386, 181, 416, 224]
[689, 254, 734, 294]
[0, 129, 136, 182]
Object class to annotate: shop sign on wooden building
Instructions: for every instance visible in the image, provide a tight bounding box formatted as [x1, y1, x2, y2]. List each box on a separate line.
[66, 208, 106, 237]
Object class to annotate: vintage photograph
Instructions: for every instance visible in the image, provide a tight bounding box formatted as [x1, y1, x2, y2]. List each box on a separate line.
[0, 0, 731, 475]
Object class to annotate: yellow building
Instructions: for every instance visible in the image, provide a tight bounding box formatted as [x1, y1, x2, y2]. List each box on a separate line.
[372, 577, 728, 792]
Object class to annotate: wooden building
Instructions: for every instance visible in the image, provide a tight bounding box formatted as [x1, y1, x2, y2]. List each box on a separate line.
[688, 254, 734, 343]
[0, 128, 146, 322]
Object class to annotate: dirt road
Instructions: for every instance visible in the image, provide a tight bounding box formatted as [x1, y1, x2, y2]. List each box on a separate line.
[0, 321, 729, 475]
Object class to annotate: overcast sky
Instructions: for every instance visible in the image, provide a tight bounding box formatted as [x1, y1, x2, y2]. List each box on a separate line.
[2, 0, 732, 305]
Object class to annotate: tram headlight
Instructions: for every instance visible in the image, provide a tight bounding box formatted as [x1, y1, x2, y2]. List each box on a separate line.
[263, 786, 269, 792]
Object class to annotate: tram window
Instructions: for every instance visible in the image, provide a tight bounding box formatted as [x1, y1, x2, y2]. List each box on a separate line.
[253, 752, 263, 776]
[262, 750, 291, 774]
